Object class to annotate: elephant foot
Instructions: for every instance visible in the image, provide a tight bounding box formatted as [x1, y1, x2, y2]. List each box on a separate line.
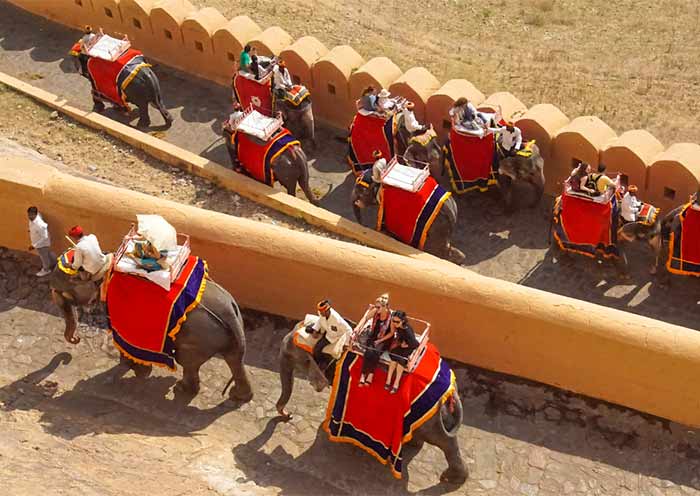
[92, 101, 105, 113]
[132, 363, 152, 379]
[136, 118, 151, 129]
[175, 379, 199, 396]
[440, 466, 468, 485]
[229, 383, 254, 403]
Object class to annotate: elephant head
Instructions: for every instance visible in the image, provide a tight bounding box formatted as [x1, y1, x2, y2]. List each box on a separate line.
[497, 144, 545, 210]
[350, 174, 379, 224]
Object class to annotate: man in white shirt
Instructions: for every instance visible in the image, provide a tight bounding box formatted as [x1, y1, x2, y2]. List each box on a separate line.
[498, 124, 523, 156]
[376, 88, 396, 115]
[401, 101, 428, 135]
[309, 299, 353, 363]
[272, 60, 293, 98]
[68, 225, 108, 278]
[27, 206, 55, 277]
[621, 185, 643, 222]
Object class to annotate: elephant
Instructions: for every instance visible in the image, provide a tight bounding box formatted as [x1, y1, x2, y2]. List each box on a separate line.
[223, 129, 319, 205]
[550, 195, 664, 277]
[70, 51, 173, 128]
[351, 177, 465, 262]
[496, 144, 546, 211]
[48, 263, 253, 402]
[655, 203, 693, 284]
[275, 325, 468, 484]
[394, 117, 443, 179]
[275, 97, 316, 150]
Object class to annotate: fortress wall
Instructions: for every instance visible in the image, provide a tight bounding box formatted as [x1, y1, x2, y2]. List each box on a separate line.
[1, 157, 700, 428]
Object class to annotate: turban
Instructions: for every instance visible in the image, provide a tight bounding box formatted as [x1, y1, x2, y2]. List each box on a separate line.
[68, 225, 83, 238]
[317, 299, 331, 312]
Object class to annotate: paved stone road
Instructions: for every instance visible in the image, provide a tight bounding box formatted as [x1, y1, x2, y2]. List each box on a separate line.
[0, 2, 699, 333]
[2, 249, 700, 495]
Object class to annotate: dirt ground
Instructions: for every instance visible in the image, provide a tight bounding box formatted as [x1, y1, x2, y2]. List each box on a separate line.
[196, 0, 700, 146]
[2, 247, 700, 495]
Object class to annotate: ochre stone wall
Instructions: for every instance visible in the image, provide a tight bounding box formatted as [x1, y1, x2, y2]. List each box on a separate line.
[2, 157, 700, 428]
[7, 0, 700, 204]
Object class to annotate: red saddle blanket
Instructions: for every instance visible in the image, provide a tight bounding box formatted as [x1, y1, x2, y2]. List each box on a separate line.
[443, 128, 497, 193]
[637, 202, 660, 226]
[233, 73, 273, 115]
[232, 128, 300, 186]
[667, 204, 700, 276]
[84, 48, 148, 108]
[106, 256, 207, 370]
[324, 344, 456, 479]
[347, 113, 395, 176]
[377, 176, 452, 250]
[553, 192, 619, 258]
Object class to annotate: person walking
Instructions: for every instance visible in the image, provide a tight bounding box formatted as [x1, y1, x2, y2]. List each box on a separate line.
[27, 206, 55, 277]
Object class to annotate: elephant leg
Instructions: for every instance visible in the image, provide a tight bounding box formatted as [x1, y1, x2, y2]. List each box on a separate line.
[176, 352, 207, 396]
[437, 435, 468, 484]
[136, 105, 151, 129]
[222, 347, 253, 403]
[92, 94, 105, 113]
[132, 362, 152, 379]
[104, 353, 134, 384]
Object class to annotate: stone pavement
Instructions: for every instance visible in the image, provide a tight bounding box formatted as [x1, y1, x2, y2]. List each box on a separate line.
[0, 1, 699, 333]
[2, 248, 700, 495]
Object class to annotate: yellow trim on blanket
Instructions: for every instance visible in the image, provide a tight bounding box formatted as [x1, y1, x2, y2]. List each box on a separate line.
[553, 214, 618, 260]
[443, 143, 496, 195]
[639, 205, 660, 227]
[666, 203, 700, 277]
[57, 256, 78, 276]
[292, 329, 314, 354]
[418, 190, 452, 250]
[401, 369, 456, 446]
[111, 335, 177, 372]
[119, 61, 151, 108]
[169, 260, 209, 342]
[376, 187, 385, 232]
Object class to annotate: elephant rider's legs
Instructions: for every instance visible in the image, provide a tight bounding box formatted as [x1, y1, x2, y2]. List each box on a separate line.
[312, 333, 331, 367]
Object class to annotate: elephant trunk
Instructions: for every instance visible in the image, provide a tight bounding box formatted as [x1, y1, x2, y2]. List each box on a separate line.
[294, 146, 318, 206]
[352, 203, 363, 224]
[276, 351, 296, 418]
[53, 289, 80, 345]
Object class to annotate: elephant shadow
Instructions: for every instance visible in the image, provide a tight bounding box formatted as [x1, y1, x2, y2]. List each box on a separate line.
[451, 190, 553, 266]
[517, 245, 699, 330]
[231, 417, 459, 496]
[0, 353, 241, 441]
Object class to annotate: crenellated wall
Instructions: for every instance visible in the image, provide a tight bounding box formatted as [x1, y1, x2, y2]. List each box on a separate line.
[7, 0, 700, 208]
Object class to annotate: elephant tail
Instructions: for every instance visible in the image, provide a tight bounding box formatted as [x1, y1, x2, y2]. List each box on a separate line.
[143, 66, 173, 124]
[442, 389, 463, 437]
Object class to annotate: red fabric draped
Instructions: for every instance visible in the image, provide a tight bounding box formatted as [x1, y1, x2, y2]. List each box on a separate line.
[233, 73, 273, 115]
[444, 129, 496, 193]
[348, 113, 393, 171]
[87, 48, 143, 107]
[668, 205, 700, 276]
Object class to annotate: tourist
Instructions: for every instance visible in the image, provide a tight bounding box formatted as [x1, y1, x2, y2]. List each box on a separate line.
[27, 206, 55, 277]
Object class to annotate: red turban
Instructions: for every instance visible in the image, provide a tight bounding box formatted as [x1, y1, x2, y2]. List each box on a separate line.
[68, 225, 83, 238]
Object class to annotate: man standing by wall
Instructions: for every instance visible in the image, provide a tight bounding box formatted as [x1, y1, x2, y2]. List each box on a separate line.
[27, 206, 55, 277]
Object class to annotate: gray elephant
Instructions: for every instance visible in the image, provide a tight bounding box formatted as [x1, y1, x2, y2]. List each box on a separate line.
[394, 118, 443, 179]
[275, 97, 316, 150]
[70, 46, 173, 128]
[551, 193, 664, 277]
[223, 128, 319, 205]
[351, 174, 465, 262]
[275, 325, 468, 484]
[496, 144, 546, 211]
[49, 263, 253, 402]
